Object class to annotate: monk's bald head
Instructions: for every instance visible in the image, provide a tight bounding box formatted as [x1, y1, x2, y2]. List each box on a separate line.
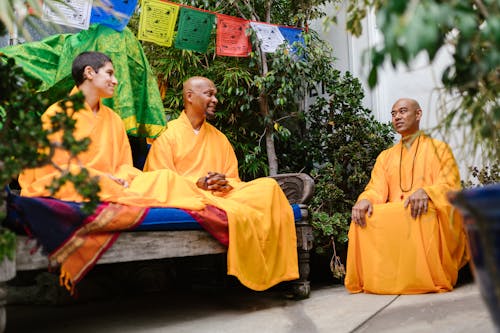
[183, 76, 215, 101]
[391, 98, 422, 137]
[392, 98, 421, 111]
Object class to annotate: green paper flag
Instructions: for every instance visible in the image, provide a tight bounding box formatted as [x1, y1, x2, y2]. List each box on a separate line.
[174, 7, 215, 53]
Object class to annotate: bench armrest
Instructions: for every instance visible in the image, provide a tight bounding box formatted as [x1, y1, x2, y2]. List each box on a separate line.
[268, 173, 314, 205]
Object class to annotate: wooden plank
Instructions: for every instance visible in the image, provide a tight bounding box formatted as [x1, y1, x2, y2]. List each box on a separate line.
[15, 230, 226, 271]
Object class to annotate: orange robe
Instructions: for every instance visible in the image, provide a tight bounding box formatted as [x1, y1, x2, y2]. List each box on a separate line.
[19, 89, 208, 211]
[345, 134, 469, 294]
[144, 111, 299, 291]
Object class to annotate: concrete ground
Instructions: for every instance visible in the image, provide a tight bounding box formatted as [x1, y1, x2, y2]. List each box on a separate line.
[6, 281, 497, 333]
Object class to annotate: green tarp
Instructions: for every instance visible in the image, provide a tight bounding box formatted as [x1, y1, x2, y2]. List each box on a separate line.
[1, 24, 166, 138]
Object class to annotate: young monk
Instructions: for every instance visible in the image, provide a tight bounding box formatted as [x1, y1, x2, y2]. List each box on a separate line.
[345, 98, 469, 294]
[144, 76, 299, 291]
[19, 51, 208, 210]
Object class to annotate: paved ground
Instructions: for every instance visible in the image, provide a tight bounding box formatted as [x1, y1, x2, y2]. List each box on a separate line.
[6, 280, 496, 333]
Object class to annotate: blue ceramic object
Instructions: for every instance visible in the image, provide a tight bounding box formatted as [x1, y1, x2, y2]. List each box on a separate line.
[451, 183, 500, 329]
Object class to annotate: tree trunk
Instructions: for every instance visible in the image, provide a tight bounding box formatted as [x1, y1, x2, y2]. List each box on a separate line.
[257, 50, 279, 175]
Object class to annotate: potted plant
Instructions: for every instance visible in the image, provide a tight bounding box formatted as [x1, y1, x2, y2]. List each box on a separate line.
[450, 182, 500, 328]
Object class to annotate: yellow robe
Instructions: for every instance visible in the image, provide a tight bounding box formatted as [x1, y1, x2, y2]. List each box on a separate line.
[19, 89, 208, 211]
[345, 134, 469, 294]
[144, 111, 299, 291]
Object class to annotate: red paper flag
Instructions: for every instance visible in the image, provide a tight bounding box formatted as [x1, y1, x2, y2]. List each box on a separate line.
[216, 14, 251, 57]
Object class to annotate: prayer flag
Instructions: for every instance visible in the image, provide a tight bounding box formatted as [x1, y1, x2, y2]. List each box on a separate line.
[215, 14, 250, 57]
[42, 0, 93, 30]
[138, 0, 179, 47]
[174, 7, 215, 53]
[278, 26, 304, 53]
[249, 22, 285, 53]
[90, 0, 138, 31]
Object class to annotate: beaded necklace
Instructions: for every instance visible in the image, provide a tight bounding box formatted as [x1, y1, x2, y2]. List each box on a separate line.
[399, 134, 421, 200]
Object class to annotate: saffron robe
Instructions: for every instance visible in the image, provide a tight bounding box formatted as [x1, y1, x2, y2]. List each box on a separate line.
[345, 135, 469, 294]
[19, 90, 209, 211]
[144, 111, 299, 291]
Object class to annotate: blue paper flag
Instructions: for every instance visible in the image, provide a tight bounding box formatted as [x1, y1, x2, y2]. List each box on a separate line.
[278, 26, 304, 54]
[90, 0, 138, 31]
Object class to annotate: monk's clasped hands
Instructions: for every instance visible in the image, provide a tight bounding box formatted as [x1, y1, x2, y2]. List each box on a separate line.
[196, 171, 233, 193]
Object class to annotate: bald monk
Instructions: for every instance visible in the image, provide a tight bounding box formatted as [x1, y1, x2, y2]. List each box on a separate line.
[19, 51, 209, 211]
[144, 76, 299, 291]
[345, 98, 469, 294]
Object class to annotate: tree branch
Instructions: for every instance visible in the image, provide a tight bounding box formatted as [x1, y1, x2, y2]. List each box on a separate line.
[473, 0, 489, 19]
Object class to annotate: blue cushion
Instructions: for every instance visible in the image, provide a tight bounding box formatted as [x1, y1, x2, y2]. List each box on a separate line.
[136, 204, 303, 231]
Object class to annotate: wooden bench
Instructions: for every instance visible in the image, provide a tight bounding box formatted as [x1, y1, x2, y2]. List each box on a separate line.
[1, 173, 314, 327]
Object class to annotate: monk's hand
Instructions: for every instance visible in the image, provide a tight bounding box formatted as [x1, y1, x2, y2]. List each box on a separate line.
[196, 176, 210, 190]
[107, 174, 129, 188]
[351, 199, 373, 227]
[206, 172, 233, 193]
[404, 188, 429, 219]
[196, 172, 233, 193]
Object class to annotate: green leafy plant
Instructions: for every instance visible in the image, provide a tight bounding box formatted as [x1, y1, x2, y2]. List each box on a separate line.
[0, 10, 101, 260]
[131, 2, 392, 270]
[279, 69, 394, 257]
[0, 54, 100, 213]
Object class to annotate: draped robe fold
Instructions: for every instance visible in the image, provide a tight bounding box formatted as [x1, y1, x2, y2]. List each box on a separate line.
[144, 111, 299, 291]
[345, 135, 469, 294]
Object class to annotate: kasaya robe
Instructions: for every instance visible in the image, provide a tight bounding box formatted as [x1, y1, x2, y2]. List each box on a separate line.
[345, 134, 469, 294]
[144, 111, 299, 291]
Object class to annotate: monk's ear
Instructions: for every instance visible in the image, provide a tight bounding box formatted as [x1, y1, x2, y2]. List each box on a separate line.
[415, 108, 422, 121]
[83, 66, 94, 81]
[185, 90, 194, 103]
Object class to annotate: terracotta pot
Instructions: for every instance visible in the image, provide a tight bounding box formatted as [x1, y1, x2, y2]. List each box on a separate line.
[451, 183, 500, 330]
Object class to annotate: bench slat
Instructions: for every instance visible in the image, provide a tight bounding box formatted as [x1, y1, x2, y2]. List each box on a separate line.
[16, 230, 226, 271]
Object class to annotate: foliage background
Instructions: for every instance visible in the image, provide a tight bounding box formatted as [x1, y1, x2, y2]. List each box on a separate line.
[130, 0, 394, 277]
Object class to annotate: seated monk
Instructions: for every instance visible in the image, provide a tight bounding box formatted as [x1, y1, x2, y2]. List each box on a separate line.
[144, 76, 299, 291]
[345, 98, 469, 294]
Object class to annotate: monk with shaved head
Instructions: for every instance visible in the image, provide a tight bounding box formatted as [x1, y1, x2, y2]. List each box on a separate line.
[145, 76, 299, 292]
[345, 98, 469, 294]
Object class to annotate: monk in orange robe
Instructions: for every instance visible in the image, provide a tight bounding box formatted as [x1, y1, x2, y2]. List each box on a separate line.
[19, 52, 209, 210]
[345, 98, 469, 294]
[144, 76, 299, 291]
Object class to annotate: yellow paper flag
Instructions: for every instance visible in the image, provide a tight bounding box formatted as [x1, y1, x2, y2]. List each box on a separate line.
[138, 0, 180, 47]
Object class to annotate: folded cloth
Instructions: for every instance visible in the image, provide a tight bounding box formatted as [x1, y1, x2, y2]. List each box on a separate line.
[6, 193, 229, 294]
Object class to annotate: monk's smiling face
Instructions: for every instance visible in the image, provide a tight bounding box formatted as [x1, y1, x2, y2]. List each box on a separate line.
[85, 61, 118, 99]
[391, 98, 422, 137]
[187, 78, 218, 120]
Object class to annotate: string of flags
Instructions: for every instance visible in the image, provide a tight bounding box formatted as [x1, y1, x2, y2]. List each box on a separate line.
[41, 0, 305, 57]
